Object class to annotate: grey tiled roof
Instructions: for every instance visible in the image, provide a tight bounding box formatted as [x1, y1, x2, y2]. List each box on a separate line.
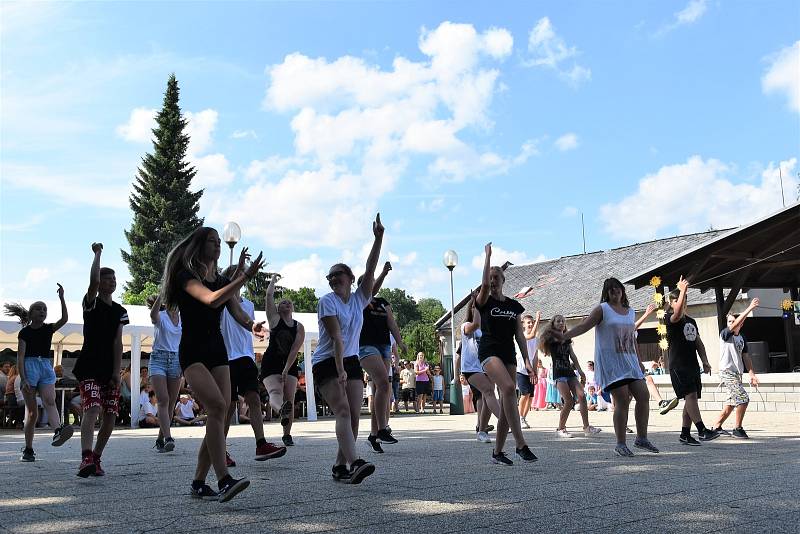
[436, 230, 730, 332]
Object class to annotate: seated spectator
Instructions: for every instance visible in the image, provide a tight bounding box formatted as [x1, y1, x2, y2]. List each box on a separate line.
[586, 385, 598, 411]
[174, 394, 206, 426]
[4, 365, 25, 428]
[237, 395, 250, 424]
[138, 390, 159, 428]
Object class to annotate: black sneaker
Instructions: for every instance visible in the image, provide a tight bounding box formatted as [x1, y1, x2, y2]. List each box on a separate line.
[491, 451, 513, 466]
[163, 437, 175, 452]
[280, 400, 292, 427]
[217, 477, 250, 503]
[190, 483, 219, 501]
[347, 459, 375, 484]
[713, 427, 731, 437]
[515, 446, 538, 462]
[633, 438, 660, 453]
[731, 427, 749, 439]
[20, 448, 35, 462]
[659, 397, 680, 415]
[154, 438, 165, 453]
[698, 428, 720, 442]
[332, 464, 349, 482]
[52, 425, 73, 447]
[282, 435, 295, 447]
[376, 427, 398, 444]
[486, 425, 495, 432]
[679, 434, 701, 446]
[367, 435, 384, 454]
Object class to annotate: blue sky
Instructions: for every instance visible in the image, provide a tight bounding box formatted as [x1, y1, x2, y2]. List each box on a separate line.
[1, 0, 798, 309]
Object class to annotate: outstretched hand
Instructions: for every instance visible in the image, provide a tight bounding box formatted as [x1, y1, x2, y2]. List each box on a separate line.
[56, 283, 64, 300]
[751, 297, 760, 309]
[91, 243, 103, 254]
[252, 320, 268, 341]
[485, 242, 492, 257]
[373, 213, 384, 237]
[383, 261, 392, 274]
[677, 275, 689, 293]
[244, 252, 265, 279]
[237, 247, 252, 273]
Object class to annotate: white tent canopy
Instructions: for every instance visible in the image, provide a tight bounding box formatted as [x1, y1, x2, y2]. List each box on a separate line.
[0, 299, 322, 425]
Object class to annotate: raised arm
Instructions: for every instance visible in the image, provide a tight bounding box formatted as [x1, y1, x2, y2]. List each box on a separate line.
[358, 213, 384, 300]
[183, 252, 264, 308]
[52, 283, 68, 331]
[265, 273, 280, 329]
[476, 242, 492, 307]
[149, 293, 162, 325]
[563, 305, 603, 341]
[385, 304, 407, 354]
[669, 276, 689, 323]
[730, 297, 759, 334]
[86, 243, 103, 303]
[283, 322, 305, 376]
[530, 310, 541, 339]
[635, 303, 657, 330]
[372, 262, 391, 297]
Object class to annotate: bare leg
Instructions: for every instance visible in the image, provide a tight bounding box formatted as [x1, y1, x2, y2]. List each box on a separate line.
[483, 360, 527, 450]
[628, 379, 650, 439]
[478, 397, 491, 431]
[645, 375, 663, 403]
[468, 373, 502, 419]
[556, 381, 575, 430]
[319, 379, 358, 467]
[21, 386, 39, 449]
[733, 403, 748, 428]
[494, 395, 509, 453]
[150, 375, 172, 441]
[245, 391, 265, 441]
[610, 386, 632, 444]
[262, 375, 285, 415]
[93, 410, 116, 455]
[282, 375, 298, 436]
[185, 364, 231, 483]
[360, 355, 389, 435]
[80, 406, 101, 452]
[683, 392, 702, 424]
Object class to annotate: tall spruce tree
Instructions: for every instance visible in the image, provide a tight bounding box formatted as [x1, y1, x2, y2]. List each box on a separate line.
[122, 74, 203, 298]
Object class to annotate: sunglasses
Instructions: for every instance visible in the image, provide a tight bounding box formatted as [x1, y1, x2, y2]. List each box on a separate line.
[326, 270, 347, 281]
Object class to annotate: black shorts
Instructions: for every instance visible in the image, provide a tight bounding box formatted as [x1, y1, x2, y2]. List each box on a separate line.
[605, 378, 638, 392]
[312, 356, 362, 387]
[463, 372, 483, 400]
[229, 356, 260, 401]
[260, 355, 299, 379]
[478, 351, 516, 367]
[400, 388, 416, 402]
[670, 367, 702, 399]
[179, 335, 228, 372]
[415, 381, 432, 395]
[516, 372, 534, 396]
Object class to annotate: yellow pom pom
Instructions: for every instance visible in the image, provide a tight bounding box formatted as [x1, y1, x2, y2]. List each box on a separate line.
[782, 298, 793, 311]
[652, 292, 663, 305]
[657, 324, 667, 336]
[659, 338, 669, 350]
[649, 276, 662, 288]
[656, 309, 666, 319]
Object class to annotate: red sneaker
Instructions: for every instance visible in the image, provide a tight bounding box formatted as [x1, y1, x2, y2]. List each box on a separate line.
[255, 442, 287, 461]
[93, 453, 105, 476]
[226, 451, 236, 468]
[77, 454, 96, 478]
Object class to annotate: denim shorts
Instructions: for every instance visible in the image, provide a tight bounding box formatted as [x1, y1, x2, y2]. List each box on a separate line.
[149, 349, 182, 379]
[24, 357, 56, 387]
[432, 389, 444, 401]
[358, 344, 391, 361]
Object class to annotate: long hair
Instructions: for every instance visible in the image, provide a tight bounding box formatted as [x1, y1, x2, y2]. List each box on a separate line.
[161, 227, 218, 310]
[600, 277, 629, 308]
[537, 314, 566, 355]
[4, 303, 31, 325]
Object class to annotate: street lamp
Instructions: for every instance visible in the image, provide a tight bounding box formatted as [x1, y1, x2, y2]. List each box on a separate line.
[443, 249, 463, 415]
[223, 221, 241, 267]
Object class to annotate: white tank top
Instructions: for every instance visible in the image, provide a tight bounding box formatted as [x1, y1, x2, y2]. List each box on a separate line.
[460, 324, 483, 373]
[152, 310, 182, 352]
[593, 302, 643, 389]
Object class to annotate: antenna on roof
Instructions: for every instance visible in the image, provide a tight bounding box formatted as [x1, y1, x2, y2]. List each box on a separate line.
[779, 167, 785, 208]
[581, 212, 587, 254]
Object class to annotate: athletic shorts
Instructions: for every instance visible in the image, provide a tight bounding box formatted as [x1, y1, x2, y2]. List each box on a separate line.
[605, 378, 638, 392]
[463, 372, 483, 400]
[358, 344, 391, 361]
[149, 349, 182, 379]
[229, 356, 260, 401]
[720, 370, 749, 406]
[416, 381, 432, 395]
[400, 388, 416, 402]
[432, 389, 444, 401]
[670, 367, 702, 399]
[23, 357, 56, 388]
[79, 379, 120, 416]
[516, 372, 534, 396]
[312, 356, 362, 387]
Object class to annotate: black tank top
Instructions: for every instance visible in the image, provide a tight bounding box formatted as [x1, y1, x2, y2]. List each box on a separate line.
[262, 318, 299, 373]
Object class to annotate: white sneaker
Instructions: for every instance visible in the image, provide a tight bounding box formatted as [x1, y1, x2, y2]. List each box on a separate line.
[556, 429, 572, 438]
[476, 431, 492, 443]
[584, 426, 602, 436]
[520, 417, 530, 429]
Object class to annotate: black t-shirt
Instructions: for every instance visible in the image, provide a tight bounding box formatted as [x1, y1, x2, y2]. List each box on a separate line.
[74, 296, 129, 382]
[18, 324, 55, 358]
[665, 312, 701, 371]
[360, 297, 391, 347]
[548, 340, 574, 379]
[176, 270, 230, 361]
[261, 318, 299, 375]
[476, 295, 524, 360]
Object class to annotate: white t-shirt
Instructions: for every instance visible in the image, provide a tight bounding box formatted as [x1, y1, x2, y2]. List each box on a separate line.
[152, 310, 182, 352]
[460, 324, 483, 373]
[138, 390, 149, 410]
[139, 399, 157, 421]
[221, 297, 255, 362]
[432, 375, 444, 391]
[516, 338, 538, 374]
[461, 384, 471, 397]
[313, 288, 370, 365]
[719, 328, 748, 374]
[176, 399, 196, 419]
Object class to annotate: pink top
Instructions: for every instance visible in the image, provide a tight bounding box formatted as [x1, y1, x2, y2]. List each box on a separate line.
[415, 361, 430, 382]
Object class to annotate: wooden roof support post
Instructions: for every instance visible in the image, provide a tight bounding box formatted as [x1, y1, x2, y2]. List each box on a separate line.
[714, 285, 726, 332]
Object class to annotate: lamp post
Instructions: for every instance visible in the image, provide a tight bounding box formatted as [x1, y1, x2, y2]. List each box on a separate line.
[443, 249, 463, 415]
[223, 222, 241, 267]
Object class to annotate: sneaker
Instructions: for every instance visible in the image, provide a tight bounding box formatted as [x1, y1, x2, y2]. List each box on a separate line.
[476, 432, 492, 443]
[52, 425, 74, 447]
[282, 435, 295, 447]
[584, 426, 602, 436]
[376, 427, 398, 444]
[486, 425, 495, 432]
[163, 437, 175, 452]
[520, 417, 530, 429]
[20, 448, 35, 462]
[731, 427, 749, 439]
[92, 453, 105, 476]
[225, 451, 236, 467]
[190, 483, 219, 501]
[491, 451, 513, 466]
[77, 454, 96, 478]
[255, 441, 287, 461]
[331, 464, 349, 482]
[367, 435, 385, 454]
[347, 459, 375, 484]
[154, 438, 166, 453]
[556, 429, 572, 438]
[698, 428, 720, 442]
[679, 434, 701, 446]
[626, 427, 635, 434]
[659, 397, 680, 415]
[217, 477, 250, 503]
[515, 446, 538, 462]
[280, 400, 292, 427]
[614, 444, 634, 457]
[713, 426, 731, 437]
[633, 438, 660, 453]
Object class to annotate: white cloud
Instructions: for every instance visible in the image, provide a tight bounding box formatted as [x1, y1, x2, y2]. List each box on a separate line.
[524, 17, 591, 86]
[116, 107, 157, 143]
[600, 156, 798, 240]
[231, 129, 258, 139]
[561, 206, 579, 217]
[471, 246, 547, 270]
[762, 41, 800, 114]
[656, 0, 708, 36]
[23, 267, 50, 288]
[555, 133, 579, 152]
[277, 254, 328, 292]
[418, 197, 446, 212]
[1, 163, 129, 209]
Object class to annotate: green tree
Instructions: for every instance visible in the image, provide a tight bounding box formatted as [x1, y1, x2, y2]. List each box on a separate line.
[417, 297, 446, 324]
[122, 281, 160, 306]
[278, 287, 319, 313]
[377, 288, 420, 328]
[243, 272, 275, 310]
[401, 320, 440, 363]
[121, 74, 203, 300]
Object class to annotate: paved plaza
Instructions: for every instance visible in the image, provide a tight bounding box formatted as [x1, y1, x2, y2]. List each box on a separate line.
[0, 408, 798, 533]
